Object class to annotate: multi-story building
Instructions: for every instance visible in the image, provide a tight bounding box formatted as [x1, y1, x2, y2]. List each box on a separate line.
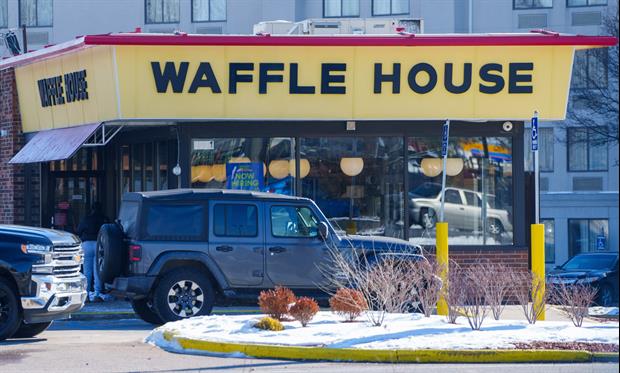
[1, 0, 617, 268]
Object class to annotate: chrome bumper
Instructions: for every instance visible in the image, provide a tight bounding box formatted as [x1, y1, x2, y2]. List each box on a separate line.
[21, 274, 87, 312]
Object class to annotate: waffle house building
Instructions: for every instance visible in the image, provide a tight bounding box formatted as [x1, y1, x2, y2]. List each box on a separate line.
[0, 32, 615, 268]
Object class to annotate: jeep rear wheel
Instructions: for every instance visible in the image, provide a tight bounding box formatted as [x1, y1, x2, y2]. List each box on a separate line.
[131, 298, 164, 325]
[0, 278, 21, 341]
[97, 223, 125, 283]
[152, 269, 215, 323]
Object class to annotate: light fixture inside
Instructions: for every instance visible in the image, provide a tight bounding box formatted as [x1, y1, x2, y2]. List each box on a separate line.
[340, 157, 364, 177]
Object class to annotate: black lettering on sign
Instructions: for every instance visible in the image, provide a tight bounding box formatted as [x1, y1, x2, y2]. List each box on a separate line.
[374, 63, 401, 94]
[444, 63, 472, 94]
[321, 63, 346, 94]
[151, 62, 189, 93]
[64, 70, 89, 103]
[407, 63, 437, 94]
[259, 63, 284, 94]
[509, 62, 533, 94]
[289, 63, 315, 94]
[229, 63, 254, 93]
[479, 63, 505, 94]
[188, 62, 221, 93]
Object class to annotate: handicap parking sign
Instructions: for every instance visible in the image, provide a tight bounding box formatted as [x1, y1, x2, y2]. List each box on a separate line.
[596, 235, 606, 251]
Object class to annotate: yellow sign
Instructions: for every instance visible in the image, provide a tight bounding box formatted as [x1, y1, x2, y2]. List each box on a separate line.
[15, 43, 579, 132]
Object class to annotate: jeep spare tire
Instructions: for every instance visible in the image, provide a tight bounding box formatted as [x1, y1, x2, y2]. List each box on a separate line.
[97, 223, 125, 283]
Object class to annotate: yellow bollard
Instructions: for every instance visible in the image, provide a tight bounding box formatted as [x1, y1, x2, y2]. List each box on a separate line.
[436, 222, 449, 316]
[531, 223, 545, 321]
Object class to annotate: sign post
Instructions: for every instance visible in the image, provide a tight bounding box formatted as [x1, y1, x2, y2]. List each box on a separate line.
[530, 111, 545, 321]
[439, 120, 450, 222]
[436, 119, 450, 316]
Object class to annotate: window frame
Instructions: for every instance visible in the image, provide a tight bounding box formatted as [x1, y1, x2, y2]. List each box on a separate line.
[371, 0, 410, 16]
[525, 127, 554, 172]
[1, 0, 8, 28]
[144, 0, 180, 25]
[566, 0, 607, 7]
[568, 218, 609, 257]
[567, 127, 608, 172]
[513, 0, 553, 9]
[571, 49, 608, 90]
[270, 205, 320, 239]
[541, 218, 555, 263]
[213, 203, 259, 238]
[191, 0, 227, 23]
[18, 0, 53, 28]
[322, 0, 360, 18]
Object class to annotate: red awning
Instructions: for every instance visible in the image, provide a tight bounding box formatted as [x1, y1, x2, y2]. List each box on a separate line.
[9, 123, 99, 164]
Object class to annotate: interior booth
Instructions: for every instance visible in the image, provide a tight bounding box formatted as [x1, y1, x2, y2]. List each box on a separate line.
[4, 32, 614, 262]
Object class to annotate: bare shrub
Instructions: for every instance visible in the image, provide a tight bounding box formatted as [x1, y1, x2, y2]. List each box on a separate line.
[460, 264, 491, 330]
[319, 240, 425, 326]
[411, 258, 444, 318]
[513, 271, 549, 324]
[329, 288, 368, 322]
[258, 286, 296, 321]
[442, 260, 467, 324]
[484, 263, 516, 321]
[550, 282, 598, 327]
[289, 297, 320, 327]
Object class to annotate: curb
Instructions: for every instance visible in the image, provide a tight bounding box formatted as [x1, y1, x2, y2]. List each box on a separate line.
[70, 312, 137, 321]
[161, 331, 616, 363]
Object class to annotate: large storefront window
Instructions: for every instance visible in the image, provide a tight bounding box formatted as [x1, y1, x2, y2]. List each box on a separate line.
[190, 138, 295, 195]
[120, 141, 171, 193]
[301, 137, 404, 238]
[407, 136, 513, 245]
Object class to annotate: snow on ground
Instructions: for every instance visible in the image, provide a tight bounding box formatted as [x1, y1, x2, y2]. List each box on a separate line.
[589, 307, 619, 317]
[146, 312, 618, 352]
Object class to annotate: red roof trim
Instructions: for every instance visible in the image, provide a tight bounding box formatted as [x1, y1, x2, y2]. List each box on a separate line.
[83, 33, 617, 47]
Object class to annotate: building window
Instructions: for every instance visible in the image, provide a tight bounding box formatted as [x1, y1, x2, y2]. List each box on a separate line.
[407, 136, 514, 246]
[568, 219, 609, 258]
[323, 0, 360, 18]
[1, 0, 8, 28]
[567, 0, 607, 7]
[567, 127, 608, 171]
[192, 0, 226, 22]
[572, 49, 608, 89]
[19, 0, 53, 27]
[541, 219, 555, 263]
[513, 0, 553, 9]
[525, 127, 554, 172]
[372, 0, 409, 16]
[120, 141, 171, 193]
[145, 0, 180, 24]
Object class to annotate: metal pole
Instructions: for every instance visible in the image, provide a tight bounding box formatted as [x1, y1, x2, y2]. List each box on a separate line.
[21, 25, 27, 53]
[533, 111, 540, 224]
[439, 120, 450, 222]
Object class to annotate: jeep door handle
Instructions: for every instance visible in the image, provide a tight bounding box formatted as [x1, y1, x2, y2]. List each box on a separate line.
[216, 245, 233, 252]
[269, 246, 286, 254]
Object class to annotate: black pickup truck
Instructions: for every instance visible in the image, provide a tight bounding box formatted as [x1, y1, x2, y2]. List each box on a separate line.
[0, 225, 87, 341]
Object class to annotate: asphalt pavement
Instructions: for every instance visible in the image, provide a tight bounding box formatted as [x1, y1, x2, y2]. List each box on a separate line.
[0, 318, 617, 373]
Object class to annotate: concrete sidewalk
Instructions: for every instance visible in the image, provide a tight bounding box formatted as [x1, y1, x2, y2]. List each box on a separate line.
[71, 300, 618, 323]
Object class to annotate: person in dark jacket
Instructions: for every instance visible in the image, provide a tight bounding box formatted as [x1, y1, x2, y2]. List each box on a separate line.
[77, 202, 108, 302]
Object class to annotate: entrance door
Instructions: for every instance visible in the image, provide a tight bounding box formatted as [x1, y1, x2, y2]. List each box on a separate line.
[50, 174, 100, 233]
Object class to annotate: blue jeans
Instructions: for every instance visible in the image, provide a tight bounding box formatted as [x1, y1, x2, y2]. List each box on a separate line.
[82, 241, 102, 295]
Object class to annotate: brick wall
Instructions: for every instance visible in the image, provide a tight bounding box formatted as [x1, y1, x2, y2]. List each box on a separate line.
[0, 67, 40, 226]
[425, 248, 530, 271]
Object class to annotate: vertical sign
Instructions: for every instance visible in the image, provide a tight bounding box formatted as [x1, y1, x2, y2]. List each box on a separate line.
[532, 111, 540, 224]
[439, 120, 450, 222]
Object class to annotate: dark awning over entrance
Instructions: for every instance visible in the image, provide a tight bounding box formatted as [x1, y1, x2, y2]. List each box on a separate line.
[9, 123, 99, 164]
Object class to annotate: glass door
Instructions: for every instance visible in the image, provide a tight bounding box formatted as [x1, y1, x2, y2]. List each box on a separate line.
[50, 175, 100, 233]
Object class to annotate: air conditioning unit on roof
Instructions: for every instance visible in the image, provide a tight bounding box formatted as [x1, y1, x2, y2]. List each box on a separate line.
[252, 18, 423, 35]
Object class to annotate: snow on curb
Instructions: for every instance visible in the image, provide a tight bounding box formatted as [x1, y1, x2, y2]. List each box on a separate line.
[589, 307, 619, 317]
[144, 312, 619, 362]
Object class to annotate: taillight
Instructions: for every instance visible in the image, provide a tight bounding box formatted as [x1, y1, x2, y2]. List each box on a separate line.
[129, 244, 142, 262]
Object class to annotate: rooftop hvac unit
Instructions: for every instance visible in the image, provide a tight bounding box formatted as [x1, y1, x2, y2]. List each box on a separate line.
[253, 18, 423, 35]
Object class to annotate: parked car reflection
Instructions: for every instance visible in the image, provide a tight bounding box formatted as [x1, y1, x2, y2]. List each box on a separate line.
[409, 182, 512, 235]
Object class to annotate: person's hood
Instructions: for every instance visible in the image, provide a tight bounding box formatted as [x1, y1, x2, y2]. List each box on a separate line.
[340, 234, 421, 254]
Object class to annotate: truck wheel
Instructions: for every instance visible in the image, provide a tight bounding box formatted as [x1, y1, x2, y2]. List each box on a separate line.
[421, 208, 437, 229]
[0, 278, 22, 341]
[11, 321, 52, 338]
[131, 298, 164, 325]
[97, 223, 125, 283]
[152, 268, 215, 323]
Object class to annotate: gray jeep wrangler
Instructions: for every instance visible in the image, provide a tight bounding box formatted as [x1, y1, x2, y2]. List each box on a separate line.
[97, 189, 423, 324]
